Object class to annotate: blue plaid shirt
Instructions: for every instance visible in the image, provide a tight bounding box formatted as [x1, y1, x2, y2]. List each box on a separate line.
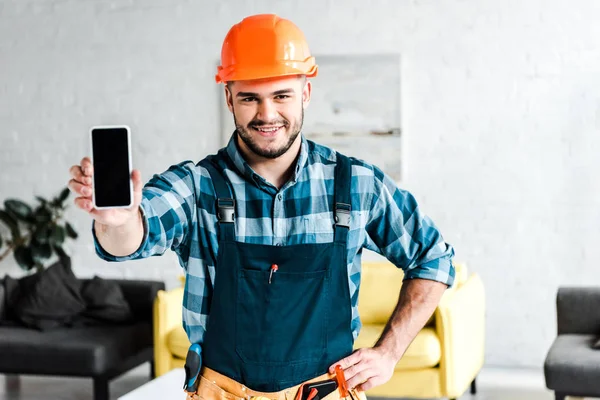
[94, 134, 455, 348]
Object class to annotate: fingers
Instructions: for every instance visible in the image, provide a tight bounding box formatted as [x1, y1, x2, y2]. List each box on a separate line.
[80, 157, 93, 176]
[343, 362, 369, 387]
[70, 157, 95, 212]
[74, 196, 94, 212]
[70, 157, 93, 189]
[328, 349, 362, 373]
[131, 169, 143, 208]
[345, 367, 370, 390]
[68, 179, 92, 197]
[69, 165, 91, 184]
[357, 377, 380, 392]
[131, 169, 142, 193]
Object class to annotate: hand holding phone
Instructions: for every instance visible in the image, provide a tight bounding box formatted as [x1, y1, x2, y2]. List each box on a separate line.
[68, 126, 142, 227]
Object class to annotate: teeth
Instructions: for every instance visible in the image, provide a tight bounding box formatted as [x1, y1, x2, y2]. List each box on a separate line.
[255, 126, 281, 132]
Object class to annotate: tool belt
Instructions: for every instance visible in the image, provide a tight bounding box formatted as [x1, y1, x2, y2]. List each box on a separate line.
[185, 367, 366, 400]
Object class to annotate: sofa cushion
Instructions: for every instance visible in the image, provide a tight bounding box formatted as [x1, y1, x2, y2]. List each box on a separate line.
[354, 325, 441, 370]
[167, 325, 191, 360]
[0, 322, 152, 376]
[80, 276, 132, 323]
[544, 334, 600, 395]
[11, 258, 86, 330]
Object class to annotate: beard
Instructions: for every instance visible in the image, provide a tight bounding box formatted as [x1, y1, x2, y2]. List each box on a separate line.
[234, 107, 304, 159]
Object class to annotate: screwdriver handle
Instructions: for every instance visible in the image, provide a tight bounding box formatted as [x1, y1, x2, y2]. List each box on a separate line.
[183, 344, 202, 393]
[335, 365, 349, 398]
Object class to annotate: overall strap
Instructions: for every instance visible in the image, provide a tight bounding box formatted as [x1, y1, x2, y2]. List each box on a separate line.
[333, 152, 352, 244]
[198, 156, 235, 242]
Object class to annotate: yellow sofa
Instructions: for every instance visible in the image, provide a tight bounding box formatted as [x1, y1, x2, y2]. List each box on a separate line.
[153, 262, 485, 399]
[353, 262, 485, 399]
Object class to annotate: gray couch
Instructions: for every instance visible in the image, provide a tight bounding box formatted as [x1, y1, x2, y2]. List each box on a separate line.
[544, 287, 600, 400]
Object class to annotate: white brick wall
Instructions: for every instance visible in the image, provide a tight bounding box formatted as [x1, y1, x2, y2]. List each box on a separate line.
[1, 0, 600, 369]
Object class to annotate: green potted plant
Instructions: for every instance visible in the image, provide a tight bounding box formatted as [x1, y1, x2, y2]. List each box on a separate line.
[0, 188, 78, 272]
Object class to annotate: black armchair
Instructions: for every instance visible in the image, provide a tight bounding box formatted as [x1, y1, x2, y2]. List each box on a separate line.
[0, 278, 165, 400]
[544, 287, 600, 400]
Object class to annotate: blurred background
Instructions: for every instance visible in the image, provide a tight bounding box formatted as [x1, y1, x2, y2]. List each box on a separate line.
[1, 0, 600, 398]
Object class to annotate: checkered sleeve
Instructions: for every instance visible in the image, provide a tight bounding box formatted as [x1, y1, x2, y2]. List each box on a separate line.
[93, 161, 197, 261]
[365, 166, 456, 287]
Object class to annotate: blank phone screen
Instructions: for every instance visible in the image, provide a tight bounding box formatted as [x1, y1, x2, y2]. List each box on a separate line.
[91, 127, 131, 207]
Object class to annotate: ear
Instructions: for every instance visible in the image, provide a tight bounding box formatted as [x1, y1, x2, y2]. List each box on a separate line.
[225, 84, 234, 113]
[302, 80, 312, 109]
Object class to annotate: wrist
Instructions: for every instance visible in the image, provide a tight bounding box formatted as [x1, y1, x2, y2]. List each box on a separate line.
[122, 206, 142, 228]
[95, 206, 142, 233]
[374, 337, 404, 363]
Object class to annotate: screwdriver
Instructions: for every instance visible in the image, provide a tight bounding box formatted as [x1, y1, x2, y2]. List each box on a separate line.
[335, 365, 356, 400]
[183, 344, 202, 393]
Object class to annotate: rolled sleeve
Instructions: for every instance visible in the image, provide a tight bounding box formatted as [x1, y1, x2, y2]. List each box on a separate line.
[365, 166, 456, 288]
[92, 161, 197, 263]
[404, 253, 455, 288]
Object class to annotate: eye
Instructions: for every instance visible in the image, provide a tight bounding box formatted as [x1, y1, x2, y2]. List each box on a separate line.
[241, 97, 257, 102]
[275, 95, 290, 100]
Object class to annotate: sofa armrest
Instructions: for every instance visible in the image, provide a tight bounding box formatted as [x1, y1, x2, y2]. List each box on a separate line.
[111, 279, 166, 323]
[153, 287, 184, 377]
[557, 287, 600, 335]
[435, 273, 485, 398]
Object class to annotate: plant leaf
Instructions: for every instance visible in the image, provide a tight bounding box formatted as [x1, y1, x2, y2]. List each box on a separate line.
[33, 205, 52, 224]
[31, 241, 52, 262]
[34, 225, 52, 244]
[59, 187, 70, 203]
[4, 199, 33, 221]
[50, 224, 66, 246]
[14, 245, 35, 271]
[0, 233, 3, 249]
[0, 210, 20, 238]
[35, 263, 44, 273]
[53, 245, 68, 260]
[65, 222, 78, 239]
[35, 196, 48, 205]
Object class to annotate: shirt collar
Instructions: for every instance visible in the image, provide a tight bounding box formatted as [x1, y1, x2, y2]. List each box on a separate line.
[225, 131, 309, 186]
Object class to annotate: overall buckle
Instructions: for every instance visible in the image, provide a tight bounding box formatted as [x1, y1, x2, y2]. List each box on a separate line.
[334, 203, 351, 228]
[217, 198, 235, 223]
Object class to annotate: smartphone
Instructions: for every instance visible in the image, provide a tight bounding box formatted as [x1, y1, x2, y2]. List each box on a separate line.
[89, 125, 133, 209]
[302, 379, 338, 400]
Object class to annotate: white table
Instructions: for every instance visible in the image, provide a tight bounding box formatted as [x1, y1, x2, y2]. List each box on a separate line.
[119, 368, 187, 400]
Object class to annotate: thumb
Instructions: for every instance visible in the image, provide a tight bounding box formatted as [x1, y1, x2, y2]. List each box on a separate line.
[131, 169, 143, 205]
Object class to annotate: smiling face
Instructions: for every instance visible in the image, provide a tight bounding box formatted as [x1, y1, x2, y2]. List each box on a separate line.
[225, 75, 311, 159]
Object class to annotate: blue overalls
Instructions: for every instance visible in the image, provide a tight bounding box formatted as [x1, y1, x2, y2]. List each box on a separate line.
[199, 152, 354, 392]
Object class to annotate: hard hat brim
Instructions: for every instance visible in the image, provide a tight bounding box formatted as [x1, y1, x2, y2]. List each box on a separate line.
[215, 62, 317, 84]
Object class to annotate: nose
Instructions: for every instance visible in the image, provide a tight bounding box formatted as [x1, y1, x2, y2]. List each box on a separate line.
[256, 99, 279, 123]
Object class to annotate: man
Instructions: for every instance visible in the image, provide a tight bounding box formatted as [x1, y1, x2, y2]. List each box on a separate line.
[68, 14, 455, 400]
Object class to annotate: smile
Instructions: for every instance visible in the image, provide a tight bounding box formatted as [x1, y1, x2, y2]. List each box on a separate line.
[251, 125, 284, 137]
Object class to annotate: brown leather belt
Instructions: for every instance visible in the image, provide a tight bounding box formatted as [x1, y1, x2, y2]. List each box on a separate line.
[186, 367, 365, 400]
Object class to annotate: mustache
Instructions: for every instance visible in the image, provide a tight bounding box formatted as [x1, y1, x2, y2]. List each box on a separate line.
[248, 119, 289, 128]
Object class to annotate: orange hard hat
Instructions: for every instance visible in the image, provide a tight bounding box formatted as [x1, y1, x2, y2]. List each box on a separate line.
[215, 14, 318, 84]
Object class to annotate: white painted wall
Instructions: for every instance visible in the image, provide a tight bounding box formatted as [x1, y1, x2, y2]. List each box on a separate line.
[1, 0, 600, 368]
